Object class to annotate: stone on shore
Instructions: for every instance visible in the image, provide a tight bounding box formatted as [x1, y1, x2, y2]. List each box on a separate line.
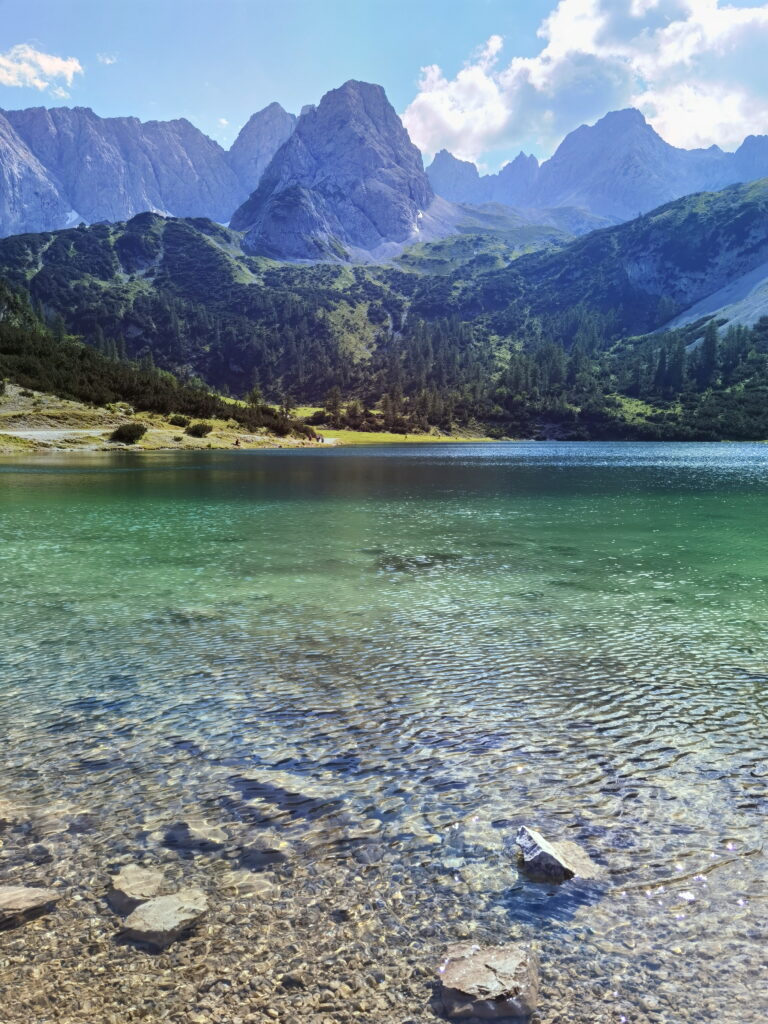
[515, 826, 600, 883]
[108, 864, 166, 914]
[438, 942, 539, 1020]
[120, 888, 208, 949]
[0, 885, 61, 926]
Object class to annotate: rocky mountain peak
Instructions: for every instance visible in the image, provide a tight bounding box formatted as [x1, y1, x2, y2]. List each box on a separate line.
[228, 102, 296, 196]
[230, 79, 434, 259]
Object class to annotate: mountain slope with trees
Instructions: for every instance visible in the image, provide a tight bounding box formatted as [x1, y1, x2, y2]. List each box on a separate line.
[1, 179, 768, 440]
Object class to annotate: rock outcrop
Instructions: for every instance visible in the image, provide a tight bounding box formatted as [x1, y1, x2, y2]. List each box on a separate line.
[0, 112, 74, 235]
[3, 90, 768, 246]
[230, 80, 434, 260]
[438, 942, 540, 1020]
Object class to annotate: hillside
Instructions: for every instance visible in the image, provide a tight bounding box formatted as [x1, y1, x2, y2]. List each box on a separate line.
[420, 179, 768, 337]
[0, 279, 316, 447]
[1, 181, 768, 440]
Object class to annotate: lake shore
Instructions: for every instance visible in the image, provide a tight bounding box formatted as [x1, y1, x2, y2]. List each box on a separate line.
[0, 384, 500, 454]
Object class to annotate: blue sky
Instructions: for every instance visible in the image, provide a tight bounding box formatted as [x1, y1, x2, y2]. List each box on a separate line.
[2, 1, 768, 169]
[0, 1, 553, 149]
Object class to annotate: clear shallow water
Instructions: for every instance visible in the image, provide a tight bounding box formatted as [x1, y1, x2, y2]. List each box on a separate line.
[1, 443, 767, 1023]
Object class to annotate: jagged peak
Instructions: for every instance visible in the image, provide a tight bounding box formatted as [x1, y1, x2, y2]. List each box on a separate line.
[595, 107, 648, 129]
[429, 149, 476, 168]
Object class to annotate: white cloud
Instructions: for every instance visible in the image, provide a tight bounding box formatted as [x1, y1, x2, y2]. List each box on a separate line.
[219, 117, 229, 126]
[0, 43, 82, 93]
[402, 1, 768, 165]
[97, 53, 118, 66]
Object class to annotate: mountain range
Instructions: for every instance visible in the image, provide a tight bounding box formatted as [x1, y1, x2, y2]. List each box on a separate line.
[0, 100, 295, 236]
[427, 108, 768, 222]
[2, 82, 768, 263]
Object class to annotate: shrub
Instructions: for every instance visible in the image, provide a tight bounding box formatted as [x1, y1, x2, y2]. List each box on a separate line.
[168, 413, 190, 427]
[185, 421, 212, 437]
[109, 422, 147, 444]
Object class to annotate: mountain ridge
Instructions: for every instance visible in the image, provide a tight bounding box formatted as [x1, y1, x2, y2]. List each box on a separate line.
[0, 101, 297, 235]
[427, 108, 768, 222]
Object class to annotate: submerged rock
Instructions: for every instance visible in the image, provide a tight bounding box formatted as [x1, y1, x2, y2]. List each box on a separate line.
[0, 885, 61, 926]
[438, 942, 539, 1020]
[459, 862, 518, 894]
[163, 820, 228, 851]
[108, 864, 166, 914]
[120, 888, 208, 949]
[515, 826, 600, 884]
[0, 799, 29, 827]
[219, 870, 275, 897]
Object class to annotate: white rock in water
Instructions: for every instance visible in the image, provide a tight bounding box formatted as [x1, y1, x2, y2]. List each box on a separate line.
[121, 888, 208, 949]
[0, 885, 61, 925]
[108, 864, 166, 914]
[515, 826, 600, 883]
[439, 942, 539, 1020]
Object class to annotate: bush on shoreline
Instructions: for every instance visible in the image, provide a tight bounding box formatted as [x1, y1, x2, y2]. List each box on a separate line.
[109, 422, 147, 444]
[185, 421, 212, 437]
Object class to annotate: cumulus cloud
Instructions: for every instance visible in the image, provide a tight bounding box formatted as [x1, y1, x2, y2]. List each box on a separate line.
[218, 117, 229, 126]
[402, 0, 768, 165]
[0, 43, 82, 93]
[97, 53, 118, 66]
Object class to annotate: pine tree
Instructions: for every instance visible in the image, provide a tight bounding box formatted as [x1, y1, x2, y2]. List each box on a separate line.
[698, 322, 718, 388]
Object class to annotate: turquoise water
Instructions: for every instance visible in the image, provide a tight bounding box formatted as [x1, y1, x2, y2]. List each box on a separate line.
[1, 443, 766, 1023]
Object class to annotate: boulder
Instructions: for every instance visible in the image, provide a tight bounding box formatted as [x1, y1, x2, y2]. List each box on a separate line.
[108, 864, 166, 914]
[438, 942, 539, 1020]
[120, 888, 208, 949]
[0, 885, 61, 926]
[515, 826, 599, 884]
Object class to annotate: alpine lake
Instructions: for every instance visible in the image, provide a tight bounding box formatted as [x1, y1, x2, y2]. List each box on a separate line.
[0, 442, 766, 1024]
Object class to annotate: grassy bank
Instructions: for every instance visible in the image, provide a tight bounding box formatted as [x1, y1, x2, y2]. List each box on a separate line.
[316, 428, 498, 445]
[0, 385, 316, 454]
